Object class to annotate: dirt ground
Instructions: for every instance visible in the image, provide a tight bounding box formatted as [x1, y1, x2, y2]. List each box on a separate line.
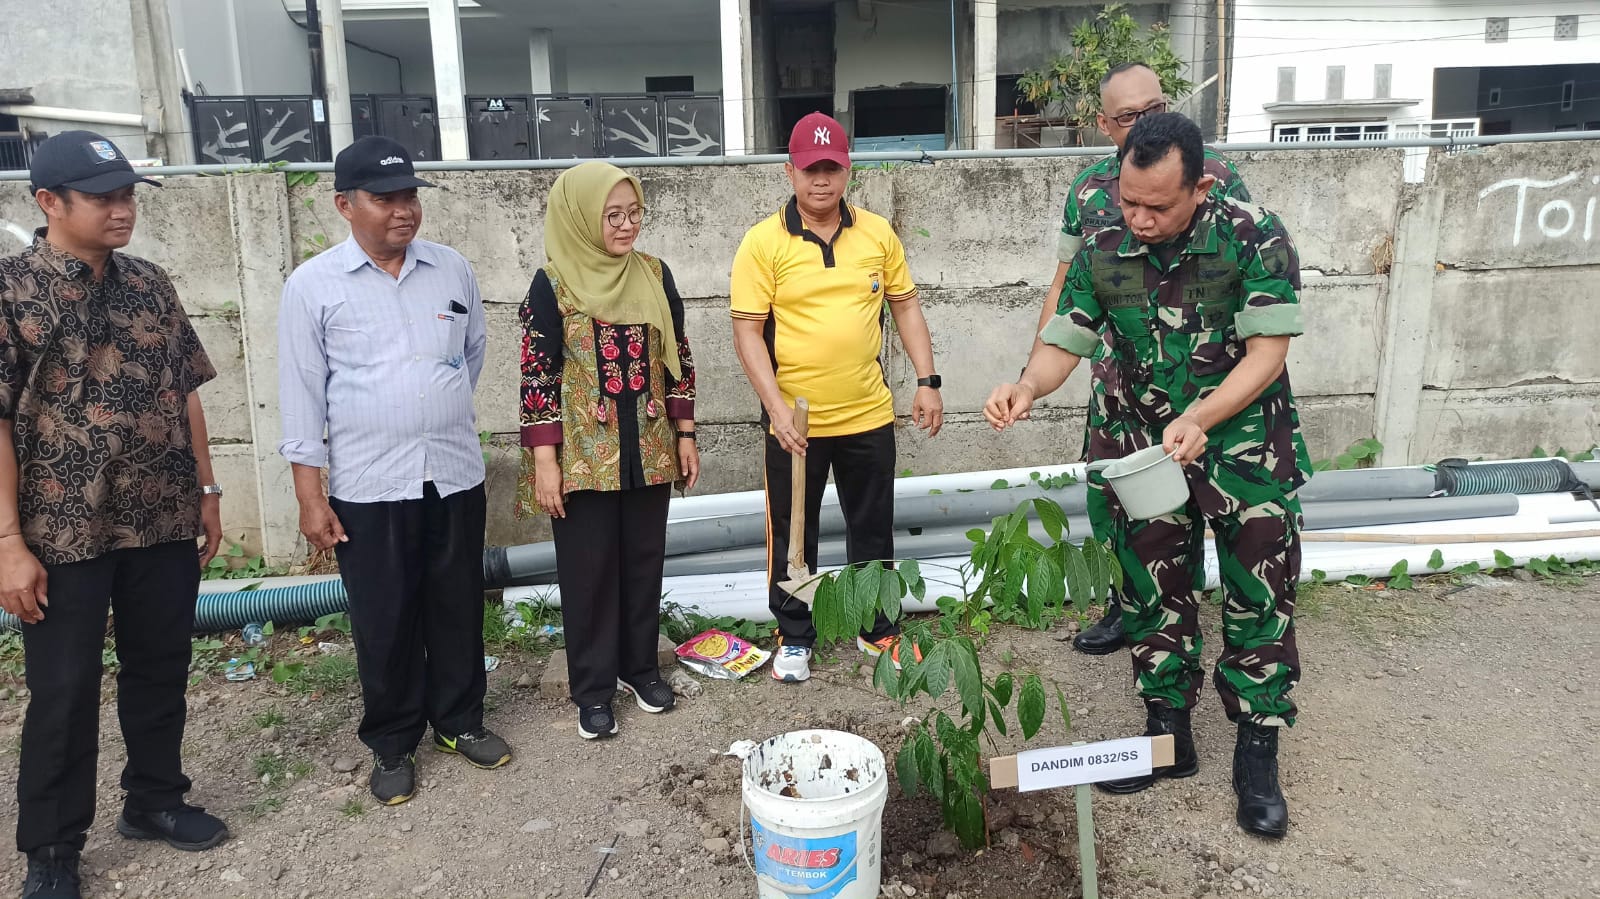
[0, 573, 1595, 899]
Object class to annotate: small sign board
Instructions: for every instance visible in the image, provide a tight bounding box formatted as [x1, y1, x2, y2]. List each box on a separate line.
[486, 97, 507, 112]
[990, 734, 1174, 791]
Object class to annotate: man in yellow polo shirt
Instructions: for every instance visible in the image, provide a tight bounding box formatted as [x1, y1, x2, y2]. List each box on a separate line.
[731, 112, 942, 683]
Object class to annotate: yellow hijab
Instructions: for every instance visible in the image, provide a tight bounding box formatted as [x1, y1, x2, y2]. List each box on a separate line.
[544, 161, 681, 379]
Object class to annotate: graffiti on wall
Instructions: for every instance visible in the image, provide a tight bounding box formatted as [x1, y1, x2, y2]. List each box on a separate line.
[1478, 172, 1598, 246]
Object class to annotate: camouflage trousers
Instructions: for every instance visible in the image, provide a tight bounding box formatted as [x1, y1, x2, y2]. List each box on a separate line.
[1111, 493, 1303, 726]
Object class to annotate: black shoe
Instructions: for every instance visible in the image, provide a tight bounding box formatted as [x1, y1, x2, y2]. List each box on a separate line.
[22, 845, 81, 899]
[1096, 703, 1199, 794]
[117, 803, 229, 852]
[433, 727, 512, 769]
[617, 676, 676, 713]
[370, 753, 416, 806]
[578, 704, 619, 740]
[1233, 722, 1290, 838]
[1072, 601, 1126, 655]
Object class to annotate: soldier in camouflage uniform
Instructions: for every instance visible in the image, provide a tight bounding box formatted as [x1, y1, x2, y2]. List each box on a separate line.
[1034, 62, 1254, 658]
[990, 113, 1309, 839]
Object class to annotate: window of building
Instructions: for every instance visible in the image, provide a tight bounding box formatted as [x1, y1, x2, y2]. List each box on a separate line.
[1555, 16, 1578, 41]
[1488, 87, 1502, 106]
[1374, 64, 1392, 100]
[997, 75, 1037, 116]
[645, 76, 694, 93]
[1277, 67, 1296, 103]
[1562, 80, 1576, 112]
[1485, 17, 1508, 43]
[1325, 66, 1345, 101]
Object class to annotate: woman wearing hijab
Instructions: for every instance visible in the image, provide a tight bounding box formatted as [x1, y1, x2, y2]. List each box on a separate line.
[516, 162, 700, 740]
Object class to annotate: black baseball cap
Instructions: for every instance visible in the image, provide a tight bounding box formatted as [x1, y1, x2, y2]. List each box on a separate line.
[28, 130, 160, 195]
[334, 136, 435, 194]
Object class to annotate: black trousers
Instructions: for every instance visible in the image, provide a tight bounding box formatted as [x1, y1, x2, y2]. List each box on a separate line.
[17, 540, 200, 853]
[330, 482, 487, 759]
[551, 484, 671, 707]
[765, 423, 898, 647]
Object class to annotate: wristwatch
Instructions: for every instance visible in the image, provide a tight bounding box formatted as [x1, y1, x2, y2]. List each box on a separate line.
[916, 374, 943, 389]
[675, 430, 697, 441]
[201, 484, 223, 497]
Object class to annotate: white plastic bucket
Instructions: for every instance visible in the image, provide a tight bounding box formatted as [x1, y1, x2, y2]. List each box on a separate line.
[740, 730, 889, 899]
[1086, 446, 1190, 519]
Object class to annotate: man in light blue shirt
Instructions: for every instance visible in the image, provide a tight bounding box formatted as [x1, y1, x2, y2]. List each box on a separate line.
[277, 136, 511, 807]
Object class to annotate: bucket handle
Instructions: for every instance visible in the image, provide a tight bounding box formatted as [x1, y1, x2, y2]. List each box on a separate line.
[738, 799, 864, 897]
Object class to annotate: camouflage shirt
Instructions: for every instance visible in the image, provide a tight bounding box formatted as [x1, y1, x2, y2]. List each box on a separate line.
[1058, 147, 1251, 260]
[1042, 197, 1312, 518]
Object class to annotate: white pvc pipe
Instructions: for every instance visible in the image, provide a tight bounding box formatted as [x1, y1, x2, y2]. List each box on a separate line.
[0, 104, 147, 128]
[669, 463, 1085, 522]
[518, 492, 1600, 622]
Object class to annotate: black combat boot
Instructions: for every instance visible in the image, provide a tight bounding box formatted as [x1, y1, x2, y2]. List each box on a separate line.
[1233, 721, 1289, 838]
[1072, 599, 1126, 655]
[1096, 702, 1199, 794]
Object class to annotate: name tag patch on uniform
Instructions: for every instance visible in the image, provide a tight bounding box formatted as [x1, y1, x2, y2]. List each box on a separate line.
[1082, 209, 1122, 230]
[436, 312, 457, 322]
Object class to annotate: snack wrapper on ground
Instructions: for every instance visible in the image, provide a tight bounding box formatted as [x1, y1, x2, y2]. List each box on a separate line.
[675, 629, 771, 680]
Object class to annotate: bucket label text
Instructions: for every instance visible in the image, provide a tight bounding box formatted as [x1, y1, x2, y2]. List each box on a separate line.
[750, 818, 858, 899]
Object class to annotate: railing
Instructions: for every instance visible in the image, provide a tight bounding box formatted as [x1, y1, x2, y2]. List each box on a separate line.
[186, 92, 725, 165]
[0, 134, 33, 170]
[1272, 118, 1480, 181]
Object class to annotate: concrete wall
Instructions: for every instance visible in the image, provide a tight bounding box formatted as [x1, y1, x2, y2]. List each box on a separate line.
[0, 0, 150, 155]
[562, 41, 725, 95]
[2, 140, 1596, 561]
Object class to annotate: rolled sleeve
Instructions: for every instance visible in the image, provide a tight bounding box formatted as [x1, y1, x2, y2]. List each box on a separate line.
[1040, 250, 1104, 358]
[1236, 211, 1304, 339]
[1057, 231, 1085, 265]
[882, 231, 918, 303]
[275, 275, 330, 468]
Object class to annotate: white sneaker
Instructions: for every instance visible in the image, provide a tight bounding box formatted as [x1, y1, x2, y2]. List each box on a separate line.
[771, 644, 812, 683]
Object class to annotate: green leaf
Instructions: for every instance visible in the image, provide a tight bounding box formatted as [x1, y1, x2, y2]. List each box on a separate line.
[1334, 453, 1357, 469]
[918, 641, 950, 699]
[207, 556, 228, 570]
[876, 563, 902, 620]
[812, 574, 840, 643]
[990, 478, 1009, 490]
[896, 739, 919, 797]
[899, 559, 926, 600]
[987, 699, 1009, 736]
[1345, 574, 1372, 586]
[1018, 675, 1046, 740]
[853, 562, 883, 632]
[1427, 549, 1445, 570]
[965, 528, 986, 544]
[1494, 550, 1515, 569]
[1082, 539, 1107, 607]
[1310, 568, 1327, 583]
[1055, 683, 1073, 733]
[1061, 543, 1090, 611]
[913, 728, 943, 802]
[1030, 552, 1065, 615]
[1451, 561, 1481, 576]
[1532, 445, 1548, 458]
[1031, 498, 1067, 543]
[988, 671, 1014, 707]
[950, 784, 985, 849]
[1389, 559, 1409, 578]
[872, 646, 900, 696]
[227, 542, 245, 557]
[262, 621, 275, 636]
[949, 637, 984, 720]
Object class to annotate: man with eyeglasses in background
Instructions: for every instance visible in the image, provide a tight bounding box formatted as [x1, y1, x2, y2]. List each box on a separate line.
[1039, 61, 1253, 658]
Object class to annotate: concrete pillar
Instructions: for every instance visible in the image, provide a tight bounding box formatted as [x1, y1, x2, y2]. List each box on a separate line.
[719, 0, 748, 155]
[320, 0, 356, 156]
[1371, 185, 1445, 466]
[129, 0, 194, 164]
[227, 174, 301, 565]
[428, 0, 470, 160]
[528, 29, 553, 94]
[972, 0, 997, 150]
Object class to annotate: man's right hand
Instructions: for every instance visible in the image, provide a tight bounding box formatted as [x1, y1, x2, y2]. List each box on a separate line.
[299, 500, 348, 552]
[0, 535, 48, 624]
[983, 382, 1037, 432]
[768, 404, 808, 456]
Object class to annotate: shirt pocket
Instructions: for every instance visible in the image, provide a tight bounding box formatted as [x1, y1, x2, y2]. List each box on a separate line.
[431, 300, 469, 368]
[1177, 267, 1242, 377]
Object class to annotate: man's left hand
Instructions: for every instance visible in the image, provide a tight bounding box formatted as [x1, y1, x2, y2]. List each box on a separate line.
[1163, 415, 1208, 465]
[913, 386, 943, 438]
[198, 493, 222, 568]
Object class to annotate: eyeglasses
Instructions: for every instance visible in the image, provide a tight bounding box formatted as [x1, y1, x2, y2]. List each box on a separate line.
[606, 208, 646, 229]
[1107, 101, 1167, 128]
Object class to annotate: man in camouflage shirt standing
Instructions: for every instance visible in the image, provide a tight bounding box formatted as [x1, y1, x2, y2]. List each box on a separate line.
[988, 113, 1309, 839]
[1037, 61, 1253, 657]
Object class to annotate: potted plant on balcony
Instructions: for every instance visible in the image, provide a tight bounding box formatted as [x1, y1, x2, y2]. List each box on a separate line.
[1009, 3, 1193, 148]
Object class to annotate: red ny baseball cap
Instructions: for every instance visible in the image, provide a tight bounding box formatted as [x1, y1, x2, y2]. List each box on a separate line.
[789, 112, 850, 170]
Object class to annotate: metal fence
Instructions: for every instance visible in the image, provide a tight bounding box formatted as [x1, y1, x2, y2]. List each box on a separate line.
[0, 133, 35, 170]
[187, 93, 725, 165]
